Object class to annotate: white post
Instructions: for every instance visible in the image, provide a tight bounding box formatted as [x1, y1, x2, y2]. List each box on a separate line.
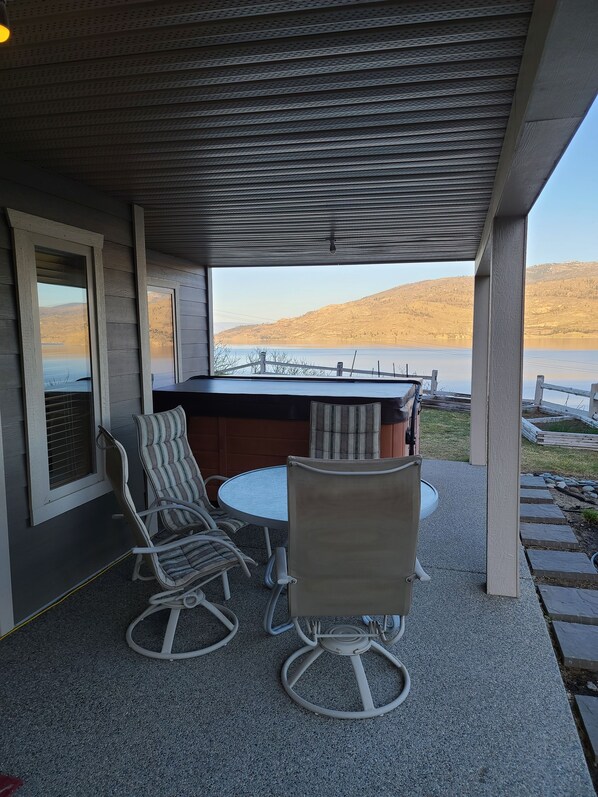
[132, 205, 153, 413]
[206, 268, 215, 376]
[534, 375, 544, 408]
[0, 403, 15, 636]
[430, 369, 438, 397]
[590, 382, 598, 420]
[259, 351, 266, 374]
[486, 216, 526, 598]
[470, 239, 491, 466]
[336, 361, 344, 377]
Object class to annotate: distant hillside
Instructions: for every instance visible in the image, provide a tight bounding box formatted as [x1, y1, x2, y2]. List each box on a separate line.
[37, 262, 597, 347]
[147, 291, 174, 347]
[216, 262, 598, 345]
[40, 303, 89, 345]
[39, 292, 175, 348]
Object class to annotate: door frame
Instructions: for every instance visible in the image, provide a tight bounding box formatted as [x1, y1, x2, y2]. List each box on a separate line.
[0, 403, 15, 636]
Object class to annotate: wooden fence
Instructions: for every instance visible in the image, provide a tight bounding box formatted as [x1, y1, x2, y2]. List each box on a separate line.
[533, 375, 598, 420]
[220, 351, 439, 396]
[521, 375, 598, 449]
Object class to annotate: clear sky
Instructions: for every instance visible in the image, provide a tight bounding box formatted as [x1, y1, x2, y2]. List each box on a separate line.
[213, 97, 598, 326]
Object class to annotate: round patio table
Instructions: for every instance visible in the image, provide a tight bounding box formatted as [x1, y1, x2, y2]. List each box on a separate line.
[218, 464, 439, 530]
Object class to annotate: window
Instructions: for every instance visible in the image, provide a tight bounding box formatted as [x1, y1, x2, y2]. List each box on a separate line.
[147, 284, 179, 387]
[8, 210, 110, 525]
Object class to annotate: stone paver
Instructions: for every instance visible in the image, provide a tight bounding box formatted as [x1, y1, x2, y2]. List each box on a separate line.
[520, 475, 548, 489]
[576, 695, 598, 765]
[520, 502, 568, 524]
[527, 550, 598, 584]
[553, 622, 598, 671]
[520, 522, 579, 550]
[520, 487, 553, 504]
[539, 585, 598, 624]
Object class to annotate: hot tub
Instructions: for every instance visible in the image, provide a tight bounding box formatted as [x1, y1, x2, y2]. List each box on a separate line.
[153, 376, 421, 479]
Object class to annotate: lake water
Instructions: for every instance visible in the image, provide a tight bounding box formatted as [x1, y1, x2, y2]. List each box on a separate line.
[224, 340, 598, 411]
[42, 340, 598, 412]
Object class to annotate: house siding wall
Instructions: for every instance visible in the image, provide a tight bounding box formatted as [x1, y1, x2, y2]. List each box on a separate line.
[0, 161, 146, 623]
[146, 249, 210, 381]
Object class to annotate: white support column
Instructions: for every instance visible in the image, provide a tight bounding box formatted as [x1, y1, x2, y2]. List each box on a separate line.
[470, 241, 491, 466]
[0, 405, 15, 636]
[206, 267, 215, 376]
[132, 204, 153, 414]
[486, 216, 527, 597]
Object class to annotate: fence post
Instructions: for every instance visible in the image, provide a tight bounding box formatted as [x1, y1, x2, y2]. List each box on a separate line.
[590, 382, 598, 420]
[336, 361, 344, 377]
[259, 351, 266, 374]
[534, 375, 544, 407]
[430, 369, 438, 397]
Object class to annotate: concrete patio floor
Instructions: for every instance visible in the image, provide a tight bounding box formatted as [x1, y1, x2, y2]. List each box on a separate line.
[0, 459, 594, 796]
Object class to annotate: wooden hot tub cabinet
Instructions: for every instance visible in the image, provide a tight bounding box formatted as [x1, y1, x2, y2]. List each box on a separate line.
[153, 377, 421, 480]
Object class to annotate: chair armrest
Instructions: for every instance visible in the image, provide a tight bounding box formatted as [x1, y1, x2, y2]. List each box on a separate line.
[133, 533, 254, 578]
[414, 558, 431, 583]
[204, 474, 228, 486]
[113, 501, 212, 527]
[112, 498, 218, 529]
[275, 547, 295, 586]
[132, 532, 214, 553]
[141, 499, 218, 530]
[137, 505, 172, 519]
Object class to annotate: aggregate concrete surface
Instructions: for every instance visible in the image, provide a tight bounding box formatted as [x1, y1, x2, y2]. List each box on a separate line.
[0, 461, 593, 797]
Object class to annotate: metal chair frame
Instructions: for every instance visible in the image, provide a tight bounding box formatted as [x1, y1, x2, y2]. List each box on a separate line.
[97, 427, 254, 660]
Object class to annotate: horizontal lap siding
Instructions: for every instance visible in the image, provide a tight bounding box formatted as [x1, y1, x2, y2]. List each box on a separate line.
[0, 168, 143, 623]
[146, 249, 209, 382]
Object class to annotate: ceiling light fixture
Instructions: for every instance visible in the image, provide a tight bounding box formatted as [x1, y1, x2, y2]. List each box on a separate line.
[0, 1, 11, 43]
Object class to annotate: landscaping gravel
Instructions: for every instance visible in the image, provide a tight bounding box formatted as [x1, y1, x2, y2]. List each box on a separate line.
[540, 473, 598, 503]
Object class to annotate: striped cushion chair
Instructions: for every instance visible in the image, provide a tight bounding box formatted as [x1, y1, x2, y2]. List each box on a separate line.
[133, 406, 247, 538]
[97, 426, 254, 660]
[309, 401, 382, 460]
[264, 400, 381, 636]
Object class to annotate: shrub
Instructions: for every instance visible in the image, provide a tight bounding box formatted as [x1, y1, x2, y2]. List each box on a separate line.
[583, 508, 598, 525]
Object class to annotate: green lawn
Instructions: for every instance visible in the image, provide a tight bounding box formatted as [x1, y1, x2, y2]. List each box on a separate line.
[419, 408, 598, 478]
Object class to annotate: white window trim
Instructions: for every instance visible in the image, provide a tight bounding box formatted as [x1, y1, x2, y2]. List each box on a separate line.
[7, 209, 111, 526]
[147, 279, 182, 383]
[207, 267, 215, 376]
[0, 401, 14, 636]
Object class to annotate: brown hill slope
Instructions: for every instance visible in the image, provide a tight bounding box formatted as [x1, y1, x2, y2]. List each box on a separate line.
[40, 303, 89, 345]
[216, 262, 598, 345]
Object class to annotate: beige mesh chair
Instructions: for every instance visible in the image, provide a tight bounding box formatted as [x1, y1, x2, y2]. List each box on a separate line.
[265, 400, 428, 635]
[309, 401, 381, 459]
[266, 400, 382, 627]
[97, 427, 254, 660]
[273, 455, 425, 719]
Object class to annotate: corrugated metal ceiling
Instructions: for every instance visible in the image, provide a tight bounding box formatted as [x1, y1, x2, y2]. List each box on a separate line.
[0, 0, 534, 266]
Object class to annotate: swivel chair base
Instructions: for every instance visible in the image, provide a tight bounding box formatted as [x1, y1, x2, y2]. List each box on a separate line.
[281, 624, 411, 719]
[126, 589, 239, 660]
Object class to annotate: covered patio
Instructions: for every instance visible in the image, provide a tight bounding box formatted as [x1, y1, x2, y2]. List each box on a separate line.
[1, 0, 597, 621]
[1, 460, 593, 796]
[0, 2, 598, 794]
